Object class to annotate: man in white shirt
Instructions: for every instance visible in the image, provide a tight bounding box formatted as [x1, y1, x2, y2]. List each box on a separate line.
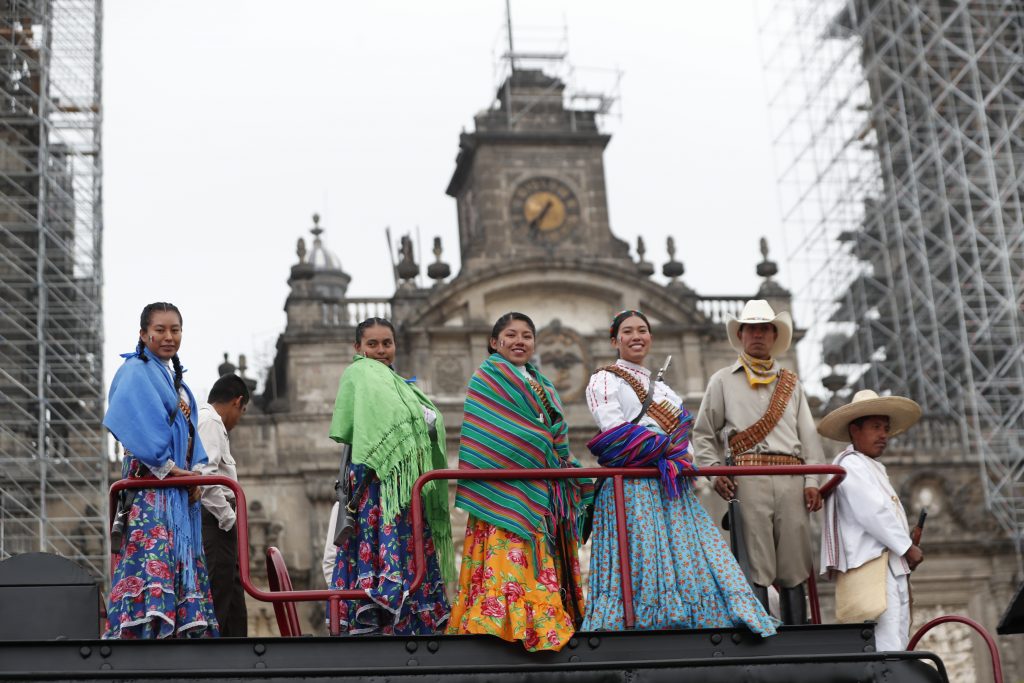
[818, 389, 924, 651]
[197, 374, 250, 637]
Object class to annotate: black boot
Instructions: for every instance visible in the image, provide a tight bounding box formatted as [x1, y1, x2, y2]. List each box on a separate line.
[780, 584, 807, 625]
[752, 584, 770, 612]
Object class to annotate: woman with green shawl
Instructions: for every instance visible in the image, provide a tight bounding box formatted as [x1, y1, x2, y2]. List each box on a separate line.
[448, 312, 593, 652]
[324, 317, 454, 635]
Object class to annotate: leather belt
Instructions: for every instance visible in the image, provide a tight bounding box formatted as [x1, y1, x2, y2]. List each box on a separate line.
[734, 453, 803, 467]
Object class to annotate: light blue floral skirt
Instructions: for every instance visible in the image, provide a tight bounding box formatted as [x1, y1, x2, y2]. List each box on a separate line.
[583, 477, 777, 635]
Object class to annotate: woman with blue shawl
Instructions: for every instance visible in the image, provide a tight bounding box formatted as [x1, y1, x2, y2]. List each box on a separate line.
[103, 302, 218, 639]
[583, 310, 776, 635]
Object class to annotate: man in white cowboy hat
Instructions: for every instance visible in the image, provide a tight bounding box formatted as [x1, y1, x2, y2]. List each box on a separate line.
[818, 389, 924, 651]
[693, 299, 825, 624]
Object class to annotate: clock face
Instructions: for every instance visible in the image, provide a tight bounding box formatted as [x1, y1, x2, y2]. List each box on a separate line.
[509, 176, 581, 244]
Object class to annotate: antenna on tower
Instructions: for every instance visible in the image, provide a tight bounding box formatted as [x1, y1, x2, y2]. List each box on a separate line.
[505, 0, 516, 74]
[492, 8, 623, 129]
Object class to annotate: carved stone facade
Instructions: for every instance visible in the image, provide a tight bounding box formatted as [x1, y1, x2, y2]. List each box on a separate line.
[224, 67, 1021, 681]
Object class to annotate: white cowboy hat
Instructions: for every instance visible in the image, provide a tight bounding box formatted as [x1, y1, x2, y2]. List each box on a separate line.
[726, 299, 793, 356]
[817, 389, 922, 442]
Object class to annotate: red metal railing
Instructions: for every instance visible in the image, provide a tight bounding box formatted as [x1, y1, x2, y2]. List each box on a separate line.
[908, 615, 1003, 683]
[409, 464, 847, 629]
[110, 464, 845, 635]
[108, 475, 363, 636]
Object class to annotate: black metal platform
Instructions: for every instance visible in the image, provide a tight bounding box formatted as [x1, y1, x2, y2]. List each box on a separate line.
[0, 624, 947, 682]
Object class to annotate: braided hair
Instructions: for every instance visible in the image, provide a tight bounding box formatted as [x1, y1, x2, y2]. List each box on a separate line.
[138, 301, 184, 394]
[355, 316, 396, 344]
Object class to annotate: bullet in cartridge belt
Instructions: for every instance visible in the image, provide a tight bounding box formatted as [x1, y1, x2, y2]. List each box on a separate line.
[733, 454, 803, 467]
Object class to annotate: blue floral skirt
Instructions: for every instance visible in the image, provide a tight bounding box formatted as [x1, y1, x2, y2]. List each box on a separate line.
[583, 477, 777, 635]
[105, 462, 219, 639]
[328, 464, 450, 635]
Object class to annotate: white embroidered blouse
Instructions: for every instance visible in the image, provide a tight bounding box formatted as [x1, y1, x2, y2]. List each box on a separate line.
[585, 359, 683, 433]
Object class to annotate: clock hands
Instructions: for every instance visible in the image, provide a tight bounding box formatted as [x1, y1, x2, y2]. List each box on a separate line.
[528, 199, 554, 232]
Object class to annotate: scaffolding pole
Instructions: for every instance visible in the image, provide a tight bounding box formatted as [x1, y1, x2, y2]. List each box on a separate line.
[759, 0, 1024, 551]
[0, 0, 106, 581]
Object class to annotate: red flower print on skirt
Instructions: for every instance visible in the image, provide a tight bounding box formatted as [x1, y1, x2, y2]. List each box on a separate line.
[110, 575, 144, 602]
[480, 596, 506, 618]
[537, 567, 560, 592]
[507, 548, 529, 568]
[524, 628, 540, 649]
[145, 559, 172, 581]
[503, 581, 525, 603]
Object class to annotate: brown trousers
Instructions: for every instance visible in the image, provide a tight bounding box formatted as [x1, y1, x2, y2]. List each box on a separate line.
[735, 474, 812, 587]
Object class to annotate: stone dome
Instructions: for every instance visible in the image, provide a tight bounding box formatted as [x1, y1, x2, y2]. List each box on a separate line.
[307, 213, 343, 272]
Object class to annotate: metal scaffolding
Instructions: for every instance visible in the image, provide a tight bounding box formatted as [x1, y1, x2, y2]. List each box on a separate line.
[0, 0, 106, 578]
[759, 0, 1024, 544]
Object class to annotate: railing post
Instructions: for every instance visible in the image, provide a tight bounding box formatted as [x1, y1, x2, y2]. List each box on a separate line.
[908, 615, 1003, 683]
[329, 595, 341, 637]
[612, 474, 635, 629]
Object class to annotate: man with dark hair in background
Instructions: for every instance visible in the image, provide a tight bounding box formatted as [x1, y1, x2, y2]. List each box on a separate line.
[197, 373, 250, 636]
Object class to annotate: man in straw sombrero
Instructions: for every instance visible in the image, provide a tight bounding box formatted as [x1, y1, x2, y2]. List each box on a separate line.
[693, 299, 825, 625]
[818, 389, 924, 651]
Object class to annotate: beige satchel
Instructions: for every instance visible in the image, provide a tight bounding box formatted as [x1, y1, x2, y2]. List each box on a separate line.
[835, 551, 888, 623]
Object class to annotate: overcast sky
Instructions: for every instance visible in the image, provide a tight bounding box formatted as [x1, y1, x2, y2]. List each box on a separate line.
[103, 1, 788, 399]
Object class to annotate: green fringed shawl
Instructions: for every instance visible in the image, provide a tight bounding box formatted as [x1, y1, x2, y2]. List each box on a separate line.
[329, 355, 454, 583]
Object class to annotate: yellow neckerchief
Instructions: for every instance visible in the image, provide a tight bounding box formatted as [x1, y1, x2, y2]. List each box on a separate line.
[738, 352, 777, 388]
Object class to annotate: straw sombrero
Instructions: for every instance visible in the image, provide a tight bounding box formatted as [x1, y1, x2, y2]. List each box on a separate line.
[817, 389, 922, 442]
[726, 299, 793, 356]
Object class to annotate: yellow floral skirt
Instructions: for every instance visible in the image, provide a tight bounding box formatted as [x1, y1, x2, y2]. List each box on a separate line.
[447, 516, 582, 652]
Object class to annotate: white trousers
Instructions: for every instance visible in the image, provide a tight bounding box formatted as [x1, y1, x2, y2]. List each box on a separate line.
[875, 567, 910, 651]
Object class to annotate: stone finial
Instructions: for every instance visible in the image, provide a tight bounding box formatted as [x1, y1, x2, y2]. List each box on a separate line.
[756, 236, 790, 297]
[296, 237, 307, 264]
[756, 236, 779, 279]
[237, 353, 257, 393]
[636, 236, 654, 277]
[309, 213, 325, 255]
[396, 234, 419, 282]
[662, 236, 684, 280]
[218, 352, 236, 377]
[427, 236, 451, 283]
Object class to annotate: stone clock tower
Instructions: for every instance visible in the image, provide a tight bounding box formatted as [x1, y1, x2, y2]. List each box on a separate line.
[446, 68, 631, 272]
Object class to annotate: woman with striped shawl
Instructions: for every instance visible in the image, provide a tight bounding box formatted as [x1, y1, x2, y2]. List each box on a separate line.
[583, 310, 776, 634]
[448, 312, 593, 652]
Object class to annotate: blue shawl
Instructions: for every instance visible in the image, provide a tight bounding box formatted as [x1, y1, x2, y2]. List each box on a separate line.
[103, 350, 208, 588]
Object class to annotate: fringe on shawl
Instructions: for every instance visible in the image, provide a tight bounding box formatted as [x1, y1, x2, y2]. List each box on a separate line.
[360, 415, 455, 584]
